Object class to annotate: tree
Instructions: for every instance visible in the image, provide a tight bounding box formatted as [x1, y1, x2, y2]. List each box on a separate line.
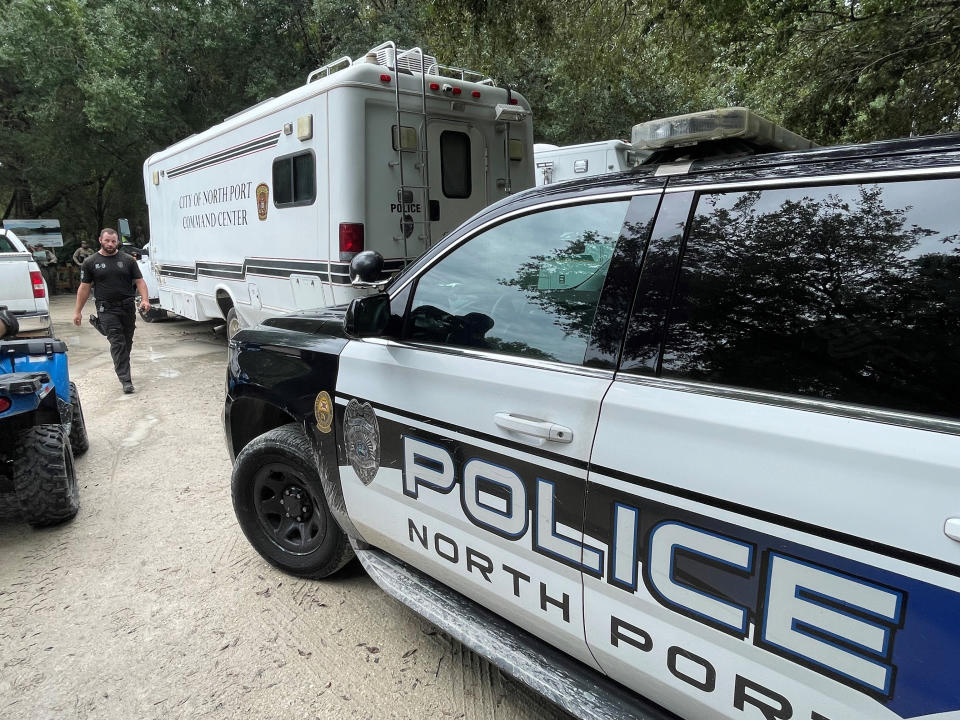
[622, 0, 960, 143]
[4, 0, 960, 249]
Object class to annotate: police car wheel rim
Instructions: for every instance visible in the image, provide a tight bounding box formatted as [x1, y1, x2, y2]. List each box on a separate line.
[251, 462, 325, 554]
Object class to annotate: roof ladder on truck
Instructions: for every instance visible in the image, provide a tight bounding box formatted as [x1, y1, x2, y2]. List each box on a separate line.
[376, 42, 433, 264]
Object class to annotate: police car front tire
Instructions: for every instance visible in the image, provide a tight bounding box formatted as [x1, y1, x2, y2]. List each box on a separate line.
[231, 423, 354, 579]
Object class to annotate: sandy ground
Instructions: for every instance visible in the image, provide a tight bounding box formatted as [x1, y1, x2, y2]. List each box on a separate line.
[0, 296, 572, 720]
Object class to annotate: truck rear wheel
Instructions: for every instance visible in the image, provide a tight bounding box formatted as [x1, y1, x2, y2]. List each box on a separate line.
[226, 307, 242, 339]
[68, 382, 90, 456]
[231, 424, 354, 578]
[13, 424, 79, 527]
[139, 306, 168, 323]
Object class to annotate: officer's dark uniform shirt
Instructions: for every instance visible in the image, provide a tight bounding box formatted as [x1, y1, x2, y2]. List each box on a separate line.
[80, 252, 142, 302]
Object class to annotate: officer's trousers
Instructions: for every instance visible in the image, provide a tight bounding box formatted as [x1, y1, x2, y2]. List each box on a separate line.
[97, 300, 136, 383]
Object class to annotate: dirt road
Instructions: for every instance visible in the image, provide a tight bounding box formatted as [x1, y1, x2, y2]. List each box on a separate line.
[0, 296, 571, 720]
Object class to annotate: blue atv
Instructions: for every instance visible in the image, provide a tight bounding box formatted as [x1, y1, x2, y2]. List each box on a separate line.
[0, 307, 87, 526]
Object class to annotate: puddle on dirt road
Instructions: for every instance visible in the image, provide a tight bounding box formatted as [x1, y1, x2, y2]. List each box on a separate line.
[121, 415, 159, 447]
[146, 342, 225, 361]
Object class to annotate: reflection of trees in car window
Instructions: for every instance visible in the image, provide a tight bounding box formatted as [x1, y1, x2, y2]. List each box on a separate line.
[503, 228, 615, 347]
[662, 180, 960, 419]
[407, 201, 630, 364]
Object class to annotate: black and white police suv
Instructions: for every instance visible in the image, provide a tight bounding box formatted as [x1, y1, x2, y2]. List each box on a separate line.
[224, 108, 960, 720]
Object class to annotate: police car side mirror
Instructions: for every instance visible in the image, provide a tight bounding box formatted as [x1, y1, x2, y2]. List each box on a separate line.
[344, 294, 390, 338]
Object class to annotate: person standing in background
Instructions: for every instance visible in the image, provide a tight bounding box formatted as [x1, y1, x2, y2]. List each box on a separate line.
[72, 240, 93, 267]
[34, 243, 58, 295]
[71, 240, 95, 291]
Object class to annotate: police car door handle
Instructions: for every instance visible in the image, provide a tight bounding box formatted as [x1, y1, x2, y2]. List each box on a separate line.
[494, 413, 573, 443]
[945, 518, 960, 542]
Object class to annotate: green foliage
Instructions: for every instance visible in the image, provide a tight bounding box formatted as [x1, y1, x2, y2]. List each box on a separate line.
[628, 0, 960, 143]
[1, 0, 959, 245]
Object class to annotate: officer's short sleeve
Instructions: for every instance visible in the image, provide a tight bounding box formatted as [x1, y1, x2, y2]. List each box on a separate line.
[79, 256, 93, 284]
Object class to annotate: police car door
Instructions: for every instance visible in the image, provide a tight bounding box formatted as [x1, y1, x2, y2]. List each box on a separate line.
[335, 194, 658, 668]
[584, 181, 960, 720]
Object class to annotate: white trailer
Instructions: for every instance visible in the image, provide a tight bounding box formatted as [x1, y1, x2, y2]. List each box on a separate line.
[533, 140, 645, 186]
[143, 42, 534, 334]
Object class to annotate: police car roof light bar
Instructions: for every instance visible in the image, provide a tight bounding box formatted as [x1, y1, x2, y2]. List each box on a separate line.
[631, 107, 816, 153]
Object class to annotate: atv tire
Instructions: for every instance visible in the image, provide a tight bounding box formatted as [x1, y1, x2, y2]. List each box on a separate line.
[0, 491, 20, 519]
[68, 381, 90, 456]
[232, 423, 354, 579]
[13, 424, 79, 527]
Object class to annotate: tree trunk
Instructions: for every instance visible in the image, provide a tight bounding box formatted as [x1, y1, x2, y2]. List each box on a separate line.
[3, 182, 36, 220]
[93, 171, 113, 231]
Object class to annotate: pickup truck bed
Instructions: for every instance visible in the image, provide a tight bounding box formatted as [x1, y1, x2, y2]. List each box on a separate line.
[0, 230, 51, 336]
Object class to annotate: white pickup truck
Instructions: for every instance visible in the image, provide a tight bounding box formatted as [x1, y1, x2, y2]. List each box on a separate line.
[0, 229, 52, 336]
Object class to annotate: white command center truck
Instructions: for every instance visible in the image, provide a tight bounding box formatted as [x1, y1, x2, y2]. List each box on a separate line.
[143, 42, 534, 335]
[533, 140, 646, 186]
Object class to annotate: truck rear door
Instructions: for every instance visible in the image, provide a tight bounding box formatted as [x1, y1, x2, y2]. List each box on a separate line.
[427, 121, 486, 242]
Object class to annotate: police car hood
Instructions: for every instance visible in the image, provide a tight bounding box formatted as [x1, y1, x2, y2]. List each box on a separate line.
[260, 305, 348, 337]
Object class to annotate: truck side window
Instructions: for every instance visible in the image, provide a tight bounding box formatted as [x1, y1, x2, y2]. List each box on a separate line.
[660, 178, 960, 420]
[405, 200, 630, 365]
[440, 131, 470, 199]
[272, 151, 316, 207]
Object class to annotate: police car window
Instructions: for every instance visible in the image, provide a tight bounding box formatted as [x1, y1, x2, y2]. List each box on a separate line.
[406, 201, 630, 365]
[0, 236, 16, 253]
[660, 178, 960, 420]
[272, 152, 315, 206]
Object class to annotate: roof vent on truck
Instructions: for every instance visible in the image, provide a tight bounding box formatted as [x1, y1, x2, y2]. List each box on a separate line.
[306, 41, 494, 86]
[631, 107, 816, 166]
[372, 46, 438, 74]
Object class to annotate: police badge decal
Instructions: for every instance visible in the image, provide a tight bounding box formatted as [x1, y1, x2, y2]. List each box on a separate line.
[314, 391, 333, 433]
[343, 399, 380, 485]
[256, 183, 269, 221]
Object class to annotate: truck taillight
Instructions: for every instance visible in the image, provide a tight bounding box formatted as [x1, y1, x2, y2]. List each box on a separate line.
[339, 223, 364, 259]
[30, 271, 45, 298]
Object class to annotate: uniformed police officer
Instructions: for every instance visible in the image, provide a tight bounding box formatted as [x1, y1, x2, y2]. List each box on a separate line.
[72, 239, 93, 266]
[72, 228, 151, 394]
